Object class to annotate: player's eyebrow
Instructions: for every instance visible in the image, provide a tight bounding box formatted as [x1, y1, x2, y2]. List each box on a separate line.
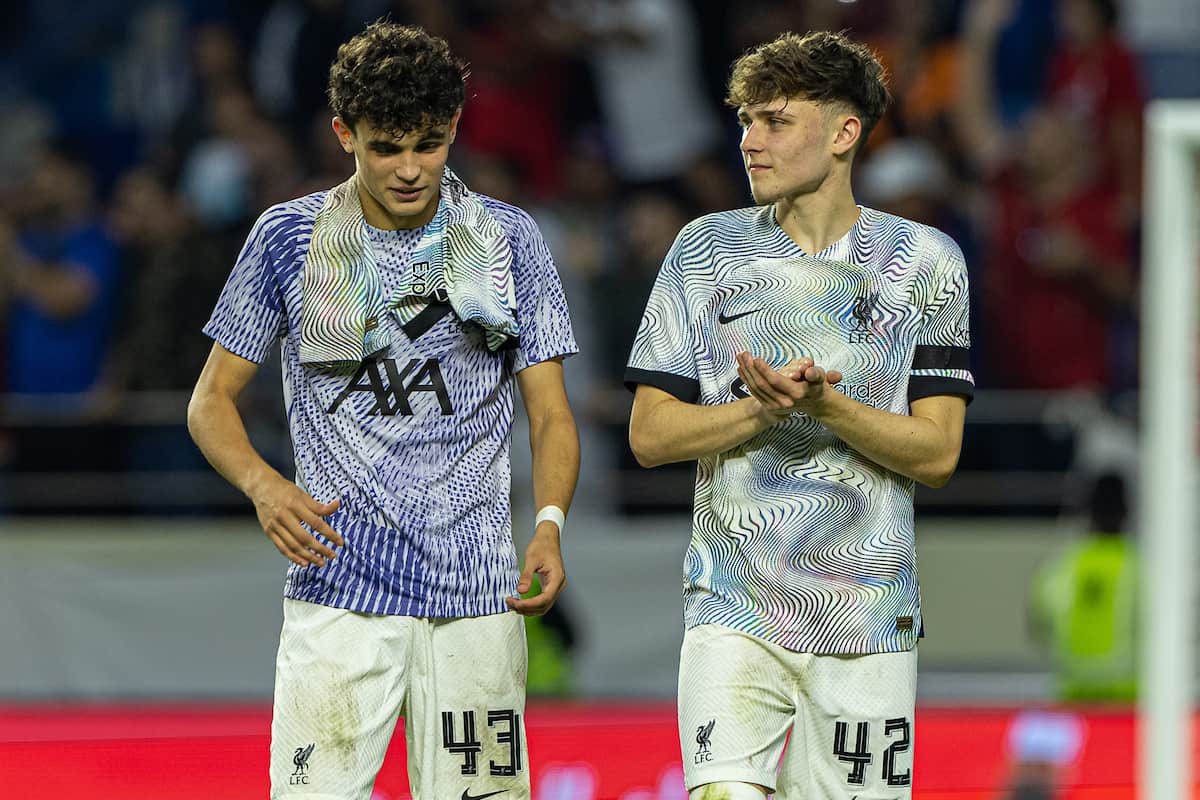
[757, 103, 793, 119]
[367, 139, 401, 151]
[738, 105, 793, 123]
[366, 129, 448, 150]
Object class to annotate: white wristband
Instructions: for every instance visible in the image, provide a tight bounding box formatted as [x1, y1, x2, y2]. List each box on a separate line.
[535, 505, 566, 537]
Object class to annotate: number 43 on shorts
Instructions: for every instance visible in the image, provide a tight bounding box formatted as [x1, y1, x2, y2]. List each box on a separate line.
[442, 709, 523, 777]
[833, 717, 912, 788]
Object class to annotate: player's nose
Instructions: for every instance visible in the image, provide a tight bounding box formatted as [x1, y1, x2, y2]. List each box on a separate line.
[393, 154, 422, 183]
[740, 124, 763, 154]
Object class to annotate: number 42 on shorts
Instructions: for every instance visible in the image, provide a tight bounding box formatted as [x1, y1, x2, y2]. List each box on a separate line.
[833, 717, 912, 788]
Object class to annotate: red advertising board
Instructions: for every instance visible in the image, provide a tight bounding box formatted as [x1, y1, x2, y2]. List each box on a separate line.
[0, 702, 1191, 799]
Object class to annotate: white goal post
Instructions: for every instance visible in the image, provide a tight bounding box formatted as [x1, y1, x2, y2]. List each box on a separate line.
[1141, 99, 1200, 800]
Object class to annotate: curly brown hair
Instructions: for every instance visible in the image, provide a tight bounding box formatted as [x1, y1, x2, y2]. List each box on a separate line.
[327, 22, 469, 136]
[726, 31, 890, 150]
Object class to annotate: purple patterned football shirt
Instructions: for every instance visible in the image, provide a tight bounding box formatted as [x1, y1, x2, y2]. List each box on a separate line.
[204, 190, 577, 617]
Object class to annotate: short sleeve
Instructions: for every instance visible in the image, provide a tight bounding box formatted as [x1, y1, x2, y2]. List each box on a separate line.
[202, 208, 289, 364]
[624, 227, 700, 402]
[909, 240, 975, 404]
[505, 210, 577, 372]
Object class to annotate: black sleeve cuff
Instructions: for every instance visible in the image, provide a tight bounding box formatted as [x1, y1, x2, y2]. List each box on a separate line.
[908, 376, 975, 405]
[624, 368, 701, 403]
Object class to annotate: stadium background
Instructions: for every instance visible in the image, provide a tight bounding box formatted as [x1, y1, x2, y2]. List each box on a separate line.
[1, 0, 1198, 797]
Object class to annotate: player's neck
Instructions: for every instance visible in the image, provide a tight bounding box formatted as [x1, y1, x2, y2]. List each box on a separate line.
[772, 184, 861, 255]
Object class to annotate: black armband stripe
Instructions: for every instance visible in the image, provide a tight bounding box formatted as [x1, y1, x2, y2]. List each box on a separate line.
[911, 345, 971, 371]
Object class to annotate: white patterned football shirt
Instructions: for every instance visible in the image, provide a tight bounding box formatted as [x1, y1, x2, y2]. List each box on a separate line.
[626, 205, 973, 654]
[204, 190, 577, 618]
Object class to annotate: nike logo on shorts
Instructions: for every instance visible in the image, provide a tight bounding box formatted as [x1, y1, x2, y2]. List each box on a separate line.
[462, 790, 506, 800]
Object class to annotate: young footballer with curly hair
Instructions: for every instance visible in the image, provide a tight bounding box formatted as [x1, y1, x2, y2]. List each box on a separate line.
[189, 22, 579, 799]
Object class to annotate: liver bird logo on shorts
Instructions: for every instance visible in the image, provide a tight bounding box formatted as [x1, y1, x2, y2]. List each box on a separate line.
[293, 743, 315, 775]
[696, 719, 715, 755]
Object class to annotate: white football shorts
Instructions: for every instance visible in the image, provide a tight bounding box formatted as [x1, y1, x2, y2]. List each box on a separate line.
[269, 598, 530, 800]
[679, 624, 917, 799]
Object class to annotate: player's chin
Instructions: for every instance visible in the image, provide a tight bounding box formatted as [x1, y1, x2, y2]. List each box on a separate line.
[748, 186, 775, 206]
[748, 183, 784, 207]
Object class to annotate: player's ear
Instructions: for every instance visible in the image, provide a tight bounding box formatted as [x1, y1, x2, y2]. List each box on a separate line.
[447, 109, 462, 144]
[831, 113, 861, 157]
[332, 117, 355, 154]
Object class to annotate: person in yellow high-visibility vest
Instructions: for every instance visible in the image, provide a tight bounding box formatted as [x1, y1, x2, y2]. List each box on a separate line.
[1030, 472, 1137, 703]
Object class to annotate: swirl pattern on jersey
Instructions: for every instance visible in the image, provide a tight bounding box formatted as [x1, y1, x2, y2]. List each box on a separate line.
[627, 205, 972, 654]
[301, 178, 392, 365]
[407, 170, 520, 350]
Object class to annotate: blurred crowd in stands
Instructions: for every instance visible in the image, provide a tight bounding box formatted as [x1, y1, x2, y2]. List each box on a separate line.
[0, 0, 1176, 511]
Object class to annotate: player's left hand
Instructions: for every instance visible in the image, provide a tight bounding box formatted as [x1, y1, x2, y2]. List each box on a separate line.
[506, 521, 566, 616]
[736, 353, 843, 421]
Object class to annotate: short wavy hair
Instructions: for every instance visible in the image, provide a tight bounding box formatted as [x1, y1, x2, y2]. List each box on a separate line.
[328, 22, 468, 136]
[726, 31, 890, 150]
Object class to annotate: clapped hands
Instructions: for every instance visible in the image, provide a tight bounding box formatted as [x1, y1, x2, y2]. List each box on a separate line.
[736, 352, 844, 423]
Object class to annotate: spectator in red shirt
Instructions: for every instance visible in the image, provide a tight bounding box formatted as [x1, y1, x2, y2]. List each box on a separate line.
[956, 0, 1136, 390]
[454, 0, 573, 199]
[1046, 0, 1145, 230]
[987, 106, 1133, 389]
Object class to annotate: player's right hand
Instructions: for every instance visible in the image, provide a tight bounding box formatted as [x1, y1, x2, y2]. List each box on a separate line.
[781, 358, 843, 387]
[249, 476, 344, 567]
[737, 353, 844, 421]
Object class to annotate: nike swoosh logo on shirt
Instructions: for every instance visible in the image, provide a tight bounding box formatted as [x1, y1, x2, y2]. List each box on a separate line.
[717, 308, 760, 324]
